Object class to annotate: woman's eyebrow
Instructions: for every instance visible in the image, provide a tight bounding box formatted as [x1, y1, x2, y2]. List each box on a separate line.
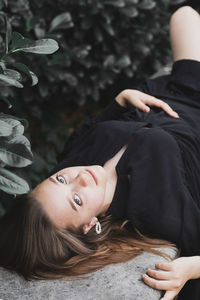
[48, 177, 78, 212]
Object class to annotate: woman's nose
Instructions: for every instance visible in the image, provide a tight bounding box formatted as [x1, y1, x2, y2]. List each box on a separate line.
[75, 171, 90, 186]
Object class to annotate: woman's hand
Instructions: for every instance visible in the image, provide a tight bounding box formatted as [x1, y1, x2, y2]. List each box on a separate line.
[115, 89, 179, 118]
[142, 256, 200, 300]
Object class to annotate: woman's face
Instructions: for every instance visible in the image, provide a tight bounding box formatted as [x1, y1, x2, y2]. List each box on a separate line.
[32, 165, 109, 234]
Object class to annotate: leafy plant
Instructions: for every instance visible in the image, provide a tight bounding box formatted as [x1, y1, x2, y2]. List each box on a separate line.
[0, 8, 59, 201]
[0, 113, 32, 195]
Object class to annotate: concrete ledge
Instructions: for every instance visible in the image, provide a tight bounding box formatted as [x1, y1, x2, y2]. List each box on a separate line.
[0, 247, 177, 300]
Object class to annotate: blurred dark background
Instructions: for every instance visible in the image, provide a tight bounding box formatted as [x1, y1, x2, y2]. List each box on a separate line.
[0, 0, 199, 211]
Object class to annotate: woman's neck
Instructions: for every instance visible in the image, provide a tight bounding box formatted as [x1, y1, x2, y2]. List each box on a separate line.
[101, 144, 128, 213]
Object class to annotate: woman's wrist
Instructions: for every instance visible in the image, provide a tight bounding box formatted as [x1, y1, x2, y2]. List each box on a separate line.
[115, 90, 128, 108]
[186, 256, 200, 280]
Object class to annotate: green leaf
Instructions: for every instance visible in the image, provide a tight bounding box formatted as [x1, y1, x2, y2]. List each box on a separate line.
[0, 96, 12, 109]
[38, 83, 48, 98]
[0, 74, 23, 88]
[16, 118, 29, 130]
[26, 16, 39, 32]
[124, 67, 134, 77]
[4, 68, 22, 81]
[126, 0, 138, 3]
[11, 62, 38, 86]
[139, 0, 156, 10]
[0, 11, 9, 53]
[49, 12, 73, 32]
[171, 0, 186, 4]
[0, 114, 29, 131]
[60, 72, 78, 86]
[94, 27, 103, 43]
[1, 0, 8, 8]
[0, 62, 6, 70]
[0, 167, 30, 195]
[0, 119, 12, 136]
[9, 122, 24, 135]
[29, 70, 38, 86]
[0, 145, 33, 168]
[0, 113, 24, 133]
[101, 22, 115, 36]
[104, 0, 125, 7]
[6, 134, 32, 152]
[121, 7, 139, 18]
[18, 39, 59, 54]
[116, 55, 132, 69]
[11, 31, 31, 49]
[103, 55, 115, 68]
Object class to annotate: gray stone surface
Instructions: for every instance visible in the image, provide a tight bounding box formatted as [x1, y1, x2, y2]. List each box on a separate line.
[0, 248, 177, 300]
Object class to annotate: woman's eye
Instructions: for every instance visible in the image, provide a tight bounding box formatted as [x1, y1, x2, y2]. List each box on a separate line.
[74, 194, 82, 206]
[56, 175, 65, 184]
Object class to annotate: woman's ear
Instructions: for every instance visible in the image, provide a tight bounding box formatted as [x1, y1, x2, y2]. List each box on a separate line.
[82, 217, 98, 235]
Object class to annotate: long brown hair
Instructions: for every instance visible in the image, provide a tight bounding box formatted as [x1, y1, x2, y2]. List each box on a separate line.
[0, 192, 174, 281]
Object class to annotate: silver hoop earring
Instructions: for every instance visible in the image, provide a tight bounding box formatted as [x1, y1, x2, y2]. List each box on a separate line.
[95, 221, 102, 234]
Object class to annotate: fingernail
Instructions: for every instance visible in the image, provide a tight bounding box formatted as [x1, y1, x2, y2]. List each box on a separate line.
[173, 112, 179, 118]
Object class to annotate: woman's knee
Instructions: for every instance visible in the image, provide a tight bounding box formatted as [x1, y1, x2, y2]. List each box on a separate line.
[170, 6, 199, 25]
[169, 5, 200, 62]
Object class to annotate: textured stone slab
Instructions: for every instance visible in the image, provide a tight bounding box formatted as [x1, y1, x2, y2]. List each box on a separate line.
[0, 247, 177, 300]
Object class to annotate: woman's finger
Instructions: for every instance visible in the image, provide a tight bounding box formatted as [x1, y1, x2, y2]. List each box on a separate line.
[161, 290, 177, 300]
[127, 95, 151, 112]
[142, 273, 172, 290]
[146, 268, 171, 280]
[142, 97, 179, 118]
[138, 103, 150, 112]
[155, 262, 173, 271]
[155, 100, 178, 117]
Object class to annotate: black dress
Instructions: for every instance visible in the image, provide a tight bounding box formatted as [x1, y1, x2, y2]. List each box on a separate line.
[48, 59, 200, 300]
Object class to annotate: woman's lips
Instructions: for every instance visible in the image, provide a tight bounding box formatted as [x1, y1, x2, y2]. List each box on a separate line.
[87, 169, 97, 185]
